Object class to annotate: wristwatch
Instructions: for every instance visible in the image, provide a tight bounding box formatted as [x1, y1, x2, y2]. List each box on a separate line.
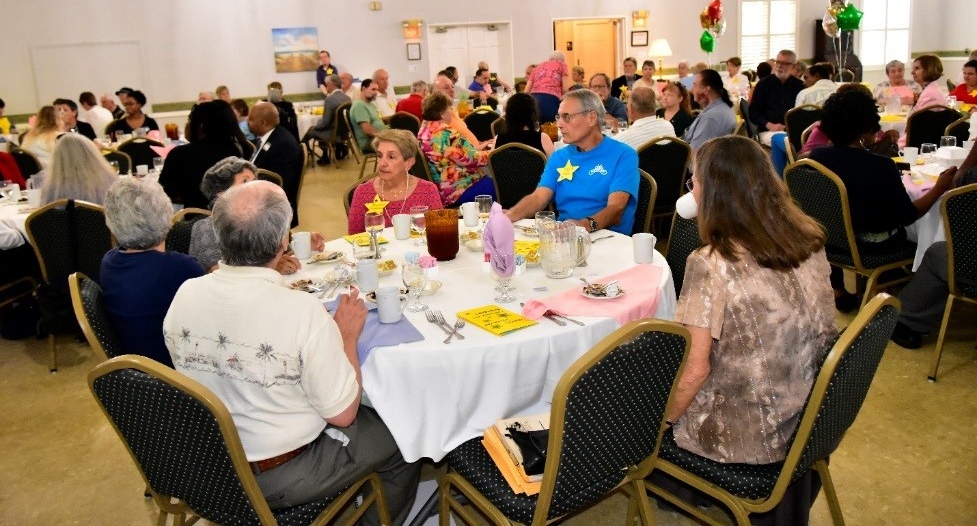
[585, 216, 598, 232]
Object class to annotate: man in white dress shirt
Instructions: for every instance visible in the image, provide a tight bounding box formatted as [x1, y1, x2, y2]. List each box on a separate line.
[614, 86, 675, 150]
[795, 63, 838, 107]
[79, 92, 115, 134]
[371, 69, 396, 119]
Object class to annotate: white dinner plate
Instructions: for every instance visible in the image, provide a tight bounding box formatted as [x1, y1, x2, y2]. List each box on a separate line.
[308, 251, 346, 264]
[579, 287, 626, 300]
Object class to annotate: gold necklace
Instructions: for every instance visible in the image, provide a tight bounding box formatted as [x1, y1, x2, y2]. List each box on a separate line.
[380, 174, 411, 220]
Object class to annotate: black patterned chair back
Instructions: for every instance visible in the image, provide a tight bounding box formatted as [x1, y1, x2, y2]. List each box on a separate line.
[665, 213, 703, 294]
[334, 102, 353, 145]
[491, 118, 507, 137]
[631, 169, 657, 235]
[26, 199, 113, 285]
[463, 109, 499, 142]
[116, 138, 163, 169]
[103, 150, 132, 175]
[389, 112, 420, 136]
[786, 295, 897, 482]
[541, 321, 690, 520]
[10, 146, 42, 178]
[344, 176, 376, 217]
[784, 160, 854, 262]
[784, 105, 822, 153]
[166, 208, 211, 255]
[487, 143, 547, 209]
[944, 184, 977, 298]
[637, 136, 691, 218]
[409, 148, 433, 182]
[905, 105, 961, 149]
[89, 356, 339, 526]
[69, 272, 124, 361]
[944, 117, 971, 146]
[738, 98, 756, 139]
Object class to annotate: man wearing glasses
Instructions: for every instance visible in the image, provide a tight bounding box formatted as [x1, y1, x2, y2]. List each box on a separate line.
[748, 49, 804, 146]
[589, 74, 628, 130]
[504, 89, 638, 235]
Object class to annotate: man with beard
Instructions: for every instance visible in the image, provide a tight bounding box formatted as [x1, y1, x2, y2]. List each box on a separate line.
[349, 79, 388, 153]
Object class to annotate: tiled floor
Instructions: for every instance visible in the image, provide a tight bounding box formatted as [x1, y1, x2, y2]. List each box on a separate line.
[1, 159, 976, 524]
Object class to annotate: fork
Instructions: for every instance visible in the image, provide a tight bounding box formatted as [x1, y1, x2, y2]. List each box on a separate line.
[425, 311, 455, 343]
[434, 311, 465, 342]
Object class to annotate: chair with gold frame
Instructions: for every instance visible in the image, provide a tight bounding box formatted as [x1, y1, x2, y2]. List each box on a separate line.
[343, 176, 376, 218]
[89, 355, 392, 526]
[631, 169, 658, 236]
[165, 208, 211, 255]
[68, 272, 123, 363]
[439, 319, 691, 526]
[644, 294, 899, 526]
[342, 107, 378, 179]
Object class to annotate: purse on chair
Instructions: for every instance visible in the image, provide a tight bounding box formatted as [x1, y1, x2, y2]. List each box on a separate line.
[505, 422, 549, 476]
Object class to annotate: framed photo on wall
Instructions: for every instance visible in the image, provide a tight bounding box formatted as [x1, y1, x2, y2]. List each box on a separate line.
[631, 31, 648, 47]
[407, 43, 421, 61]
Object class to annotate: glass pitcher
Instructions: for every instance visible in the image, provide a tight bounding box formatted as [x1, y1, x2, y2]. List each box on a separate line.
[539, 220, 578, 279]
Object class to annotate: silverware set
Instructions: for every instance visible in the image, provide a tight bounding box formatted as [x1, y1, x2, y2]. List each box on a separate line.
[519, 303, 585, 326]
[425, 310, 466, 344]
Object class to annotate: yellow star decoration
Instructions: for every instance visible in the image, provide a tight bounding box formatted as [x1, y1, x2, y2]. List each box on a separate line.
[365, 194, 389, 214]
[557, 160, 579, 182]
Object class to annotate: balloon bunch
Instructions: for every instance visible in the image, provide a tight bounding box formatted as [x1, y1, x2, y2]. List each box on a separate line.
[699, 0, 725, 53]
[821, 1, 864, 80]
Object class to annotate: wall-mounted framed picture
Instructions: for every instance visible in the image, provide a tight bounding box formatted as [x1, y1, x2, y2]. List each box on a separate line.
[407, 43, 421, 61]
[631, 31, 649, 47]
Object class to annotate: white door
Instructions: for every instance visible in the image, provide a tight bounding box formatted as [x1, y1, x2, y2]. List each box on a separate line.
[427, 23, 513, 89]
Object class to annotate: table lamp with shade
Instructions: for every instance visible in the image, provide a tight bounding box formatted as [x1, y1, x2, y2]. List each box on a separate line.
[649, 38, 673, 81]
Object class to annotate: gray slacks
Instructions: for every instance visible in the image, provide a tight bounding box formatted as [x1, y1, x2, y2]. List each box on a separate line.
[898, 242, 952, 333]
[256, 405, 420, 526]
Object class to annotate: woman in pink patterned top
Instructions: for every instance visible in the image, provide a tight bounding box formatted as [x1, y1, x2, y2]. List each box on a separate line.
[348, 129, 442, 234]
[525, 51, 570, 124]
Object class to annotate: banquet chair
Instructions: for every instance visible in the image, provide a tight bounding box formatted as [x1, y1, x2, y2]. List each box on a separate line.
[732, 120, 750, 138]
[944, 116, 970, 146]
[389, 112, 421, 136]
[645, 294, 899, 526]
[256, 168, 283, 187]
[904, 105, 962, 149]
[116, 138, 163, 169]
[784, 160, 915, 309]
[166, 208, 211, 255]
[928, 184, 977, 381]
[26, 199, 114, 372]
[784, 104, 822, 155]
[490, 118, 507, 137]
[487, 143, 547, 210]
[664, 213, 703, 294]
[344, 176, 376, 217]
[463, 108, 499, 142]
[439, 319, 691, 526]
[10, 146, 42, 178]
[68, 272, 123, 363]
[409, 149, 434, 183]
[103, 150, 132, 175]
[89, 355, 392, 526]
[737, 98, 757, 140]
[631, 169, 658, 236]
[342, 107, 378, 179]
[320, 102, 355, 170]
[637, 136, 691, 235]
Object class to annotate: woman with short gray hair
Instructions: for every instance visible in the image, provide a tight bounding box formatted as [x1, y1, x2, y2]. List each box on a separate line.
[872, 59, 921, 106]
[100, 178, 204, 368]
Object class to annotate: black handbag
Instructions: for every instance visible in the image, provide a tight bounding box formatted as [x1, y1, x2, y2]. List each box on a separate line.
[505, 422, 549, 476]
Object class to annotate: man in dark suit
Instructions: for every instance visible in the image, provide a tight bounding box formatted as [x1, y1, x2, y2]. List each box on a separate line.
[266, 81, 299, 141]
[302, 74, 351, 166]
[610, 57, 638, 99]
[248, 102, 303, 227]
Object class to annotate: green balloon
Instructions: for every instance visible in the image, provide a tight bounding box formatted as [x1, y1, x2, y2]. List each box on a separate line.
[700, 30, 716, 53]
[836, 3, 863, 31]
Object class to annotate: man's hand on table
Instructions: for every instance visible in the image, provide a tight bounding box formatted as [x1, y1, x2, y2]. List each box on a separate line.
[334, 288, 367, 344]
[276, 254, 301, 275]
[311, 232, 325, 252]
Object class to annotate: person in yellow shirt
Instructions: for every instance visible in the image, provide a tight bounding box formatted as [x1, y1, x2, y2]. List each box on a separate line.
[0, 98, 11, 134]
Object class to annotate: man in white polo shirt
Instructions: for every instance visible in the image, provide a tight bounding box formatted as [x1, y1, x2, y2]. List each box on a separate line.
[613, 86, 675, 150]
[164, 181, 418, 525]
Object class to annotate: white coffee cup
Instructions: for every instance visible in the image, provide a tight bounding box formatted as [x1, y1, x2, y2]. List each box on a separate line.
[291, 231, 312, 259]
[392, 213, 412, 240]
[460, 202, 479, 227]
[135, 164, 149, 176]
[633, 233, 657, 264]
[902, 146, 918, 165]
[27, 189, 42, 208]
[375, 286, 405, 323]
[676, 192, 698, 219]
[356, 258, 379, 293]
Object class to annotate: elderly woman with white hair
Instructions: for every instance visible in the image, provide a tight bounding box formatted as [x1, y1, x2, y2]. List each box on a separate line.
[100, 178, 204, 367]
[872, 59, 922, 107]
[525, 50, 571, 123]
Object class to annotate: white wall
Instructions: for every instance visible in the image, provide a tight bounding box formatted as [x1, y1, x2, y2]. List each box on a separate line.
[0, 0, 969, 115]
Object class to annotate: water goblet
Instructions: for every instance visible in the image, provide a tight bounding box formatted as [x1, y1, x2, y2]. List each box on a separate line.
[940, 136, 957, 149]
[364, 211, 385, 233]
[0, 181, 17, 203]
[409, 205, 428, 246]
[475, 194, 492, 231]
[920, 143, 937, 164]
[109, 161, 120, 175]
[492, 261, 516, 303]
[402, 262, 428, 312]
[152, 157, 164, 174]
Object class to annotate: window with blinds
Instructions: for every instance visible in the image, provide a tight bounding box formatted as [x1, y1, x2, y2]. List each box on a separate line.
[739, 0, 797, 69]
[858, 0, 910, 67]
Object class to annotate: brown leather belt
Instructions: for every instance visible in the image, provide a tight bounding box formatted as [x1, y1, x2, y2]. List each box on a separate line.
[249, 444, 309, 475]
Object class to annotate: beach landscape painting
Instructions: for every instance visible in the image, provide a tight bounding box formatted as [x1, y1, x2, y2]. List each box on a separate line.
[271, 27, 319, 73]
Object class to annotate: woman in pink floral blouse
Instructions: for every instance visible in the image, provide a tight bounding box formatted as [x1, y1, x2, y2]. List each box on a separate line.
[525, 51, 571, 124]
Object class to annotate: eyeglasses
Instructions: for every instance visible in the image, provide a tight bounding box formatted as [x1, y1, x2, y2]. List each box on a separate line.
[556, 110, 591, 123]
[775, 60, 795, 67]
[686, 178, 695, 193]
[589, 84, 609, 90]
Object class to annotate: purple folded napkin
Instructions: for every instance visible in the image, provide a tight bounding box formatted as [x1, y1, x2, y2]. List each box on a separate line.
[482, 202, 515, 278]
[325, 298, 424, 363]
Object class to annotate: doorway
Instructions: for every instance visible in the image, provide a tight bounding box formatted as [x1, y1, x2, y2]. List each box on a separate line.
[427, 22, 514, 89]
[553, 18, 622, 84]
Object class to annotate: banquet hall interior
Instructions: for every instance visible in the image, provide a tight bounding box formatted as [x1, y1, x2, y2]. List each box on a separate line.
[1, 1, 976, 524]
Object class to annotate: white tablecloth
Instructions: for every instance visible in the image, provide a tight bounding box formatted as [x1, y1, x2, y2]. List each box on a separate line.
[902, 171, 945, 271]
[297, 113, 318, 141]
[879, 114, 908, 135]
[0, 198, 31, 239]
[293, 221, 676, 462]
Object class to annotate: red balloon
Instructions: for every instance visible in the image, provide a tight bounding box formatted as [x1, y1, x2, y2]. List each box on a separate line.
[708, 0, 723, 23]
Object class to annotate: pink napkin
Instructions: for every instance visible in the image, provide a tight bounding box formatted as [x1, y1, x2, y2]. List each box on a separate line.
[150, 144, 176, 159]
[901, 171, 934, 201]
[522, 264, 664, 326]
[147, 130, 162, 141]
[482, 202, 515, 277]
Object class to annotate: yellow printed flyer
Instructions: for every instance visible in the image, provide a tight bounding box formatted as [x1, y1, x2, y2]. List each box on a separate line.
[457, 305, 537, 336]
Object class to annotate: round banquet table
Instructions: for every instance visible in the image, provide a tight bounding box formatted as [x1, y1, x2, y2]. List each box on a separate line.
[290, 219, 676, 462]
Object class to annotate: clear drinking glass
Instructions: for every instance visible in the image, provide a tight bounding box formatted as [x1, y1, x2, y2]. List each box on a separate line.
[364, 211, 385, 233]
[152, 157, 164, 173]
[409, 205, 428, 246]
[493, 264, 516, 303]
[109, 161, 120, 175]
[475, 195, 492, 231]
[940, 136, 957, 149]
[920, 143, 937, 163]
[402, 263, 428, 312]
[0, 181, 17, 203]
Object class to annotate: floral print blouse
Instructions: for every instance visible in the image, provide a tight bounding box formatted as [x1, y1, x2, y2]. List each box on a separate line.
[418, 120, 489, 206]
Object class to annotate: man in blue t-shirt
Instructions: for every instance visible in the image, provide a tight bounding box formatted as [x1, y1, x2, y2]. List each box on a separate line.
[504, 89, 638, 235]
